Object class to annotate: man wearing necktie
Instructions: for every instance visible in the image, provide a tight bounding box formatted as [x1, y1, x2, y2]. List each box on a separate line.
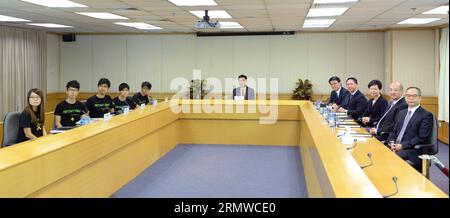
[328, 76, 349, 105]
[333, 77, 368, 120]
[369, 82, 408, 141]
[388, 87, 434, 172]
[232, 75, 255, 100]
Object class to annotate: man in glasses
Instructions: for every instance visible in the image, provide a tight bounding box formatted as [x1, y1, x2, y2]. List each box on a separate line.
[388, 87, 434, 172]
[328, 76, 349, 106]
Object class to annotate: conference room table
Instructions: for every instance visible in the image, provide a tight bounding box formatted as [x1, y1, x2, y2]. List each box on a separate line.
[0, 100, 447, 198]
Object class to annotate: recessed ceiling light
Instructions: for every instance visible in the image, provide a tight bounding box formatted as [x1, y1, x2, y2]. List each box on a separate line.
[21, 0, 87, 8]
[314, 0, 358, 3]
[190, 10, 232, 19]
[307, 8, 349, 17]
[168, 0, 217, 6]
[0, 15, 30, 22]
[76, 12, 128, 20]
[303, 19, 336, 28]
[423, 5, 449, 15]
[219, 22, 244, 29]
[398, 18, 441, 25]
[27, 23, 73, 28]
[115, 22, 162, 30]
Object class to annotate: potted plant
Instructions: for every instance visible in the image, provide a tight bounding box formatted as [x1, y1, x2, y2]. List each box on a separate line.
[292, 79, 313, 100]
[188, 79, 210, 99]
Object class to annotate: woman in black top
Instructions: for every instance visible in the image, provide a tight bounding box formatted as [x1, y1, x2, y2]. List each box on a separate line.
[17, 88, 47, 143]
[360, 80, 388, 127]
[113, 83, 137, 114]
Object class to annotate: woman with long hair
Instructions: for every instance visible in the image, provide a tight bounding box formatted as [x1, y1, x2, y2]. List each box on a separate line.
[17, 88, 47, 143]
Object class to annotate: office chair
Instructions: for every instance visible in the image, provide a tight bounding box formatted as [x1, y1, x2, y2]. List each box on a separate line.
[1, 112, 21, 147]
[412, 114, 439, 177]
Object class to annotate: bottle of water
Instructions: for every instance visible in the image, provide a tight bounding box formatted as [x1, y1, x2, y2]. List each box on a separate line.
[80, 116, 91, 126]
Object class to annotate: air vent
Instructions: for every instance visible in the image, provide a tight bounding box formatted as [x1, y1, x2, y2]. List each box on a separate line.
[122, 7, 139, 11]
[311, 2, 358, 8]
[113, 7, 140, 12]
[197, 31, 295, 37]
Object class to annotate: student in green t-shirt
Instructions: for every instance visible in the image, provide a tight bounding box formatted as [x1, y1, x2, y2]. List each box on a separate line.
[86, 78, 115, 118]
[113, 83, 136, 113]
[54, 80, 88, 127]
[132, 81, 152, 106]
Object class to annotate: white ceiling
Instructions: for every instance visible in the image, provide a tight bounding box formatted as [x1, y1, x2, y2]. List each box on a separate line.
[0, 0, 448, 33]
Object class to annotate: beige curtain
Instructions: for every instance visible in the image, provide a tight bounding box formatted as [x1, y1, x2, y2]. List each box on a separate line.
[0, 26, 47, 119]
[439, 27, 449, 123]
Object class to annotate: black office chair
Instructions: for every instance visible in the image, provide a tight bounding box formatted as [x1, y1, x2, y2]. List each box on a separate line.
[408, 114, 439, 174]
[414, 114, 439, 156]
[1, 112, 21, 147]
[80, 100, 87, 109]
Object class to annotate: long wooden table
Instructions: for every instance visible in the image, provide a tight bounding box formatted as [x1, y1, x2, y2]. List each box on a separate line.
[0, 100, 447, 198]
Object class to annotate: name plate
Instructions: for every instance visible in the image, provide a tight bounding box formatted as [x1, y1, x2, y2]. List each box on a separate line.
[103, 112, 111, 121]
[234, 96, 245, 101]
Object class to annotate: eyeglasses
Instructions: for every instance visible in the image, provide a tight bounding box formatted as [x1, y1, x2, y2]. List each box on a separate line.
[67, 88, 79, 92]
[405, 94, 419, 98]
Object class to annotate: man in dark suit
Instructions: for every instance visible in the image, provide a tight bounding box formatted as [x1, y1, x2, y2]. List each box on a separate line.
[370, 82, 408, 141]
[388, 87, 433, 172]
[232, 75, 255, 100]
[334, 77, 368, 120]
[328, 76, 349, 106]
[360, 80, 388, 127]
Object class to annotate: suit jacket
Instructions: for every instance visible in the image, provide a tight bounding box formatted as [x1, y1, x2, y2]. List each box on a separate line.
[341, 90, 368, 120]
[388, 106, 433, 150]
[233, 86, 255, 100]
[376, 97, 408, 135]
[361, 95, 388, 127]
[328, 87, 349, 105]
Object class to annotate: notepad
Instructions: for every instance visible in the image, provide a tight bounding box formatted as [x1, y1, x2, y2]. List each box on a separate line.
[337, 130, 357, 134]
[350, 134, 372, 138]
[338, 124, 360, 128]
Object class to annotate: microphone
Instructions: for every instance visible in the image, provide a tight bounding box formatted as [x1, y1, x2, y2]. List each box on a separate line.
[383, 176, 399, 198]
[360, 153, 373, 169]
[346, 139, 358, 150]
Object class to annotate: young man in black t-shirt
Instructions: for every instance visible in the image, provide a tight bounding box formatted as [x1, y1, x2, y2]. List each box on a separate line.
[86, 78, 115, 118]
[132, 81, 152, 106]
[54, 80, 88, 127]
[113, 83, 136, 114]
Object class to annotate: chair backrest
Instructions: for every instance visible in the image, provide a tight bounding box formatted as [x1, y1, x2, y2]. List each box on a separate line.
[1, 112, 21, 147]
[428, 114, 439, 155]
[52, 114, 56, 130]
[81, 100, 87, 111]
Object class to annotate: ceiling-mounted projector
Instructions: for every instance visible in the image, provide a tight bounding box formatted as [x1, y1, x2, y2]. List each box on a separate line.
[195, 10, 220, 29]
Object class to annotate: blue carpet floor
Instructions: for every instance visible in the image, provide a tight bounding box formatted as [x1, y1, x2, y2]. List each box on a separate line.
[430, 142, 449, 195]
[114, 144, 307, 198]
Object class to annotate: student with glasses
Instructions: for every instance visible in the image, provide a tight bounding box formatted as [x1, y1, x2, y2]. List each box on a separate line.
[17, 88, 47, 143]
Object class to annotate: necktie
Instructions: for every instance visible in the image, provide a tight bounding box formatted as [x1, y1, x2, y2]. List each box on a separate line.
[376, 100, 394, 129]
[395, 110, 412, 144]
[241, 88, 244, 96]
[349, 94, 353, 102]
